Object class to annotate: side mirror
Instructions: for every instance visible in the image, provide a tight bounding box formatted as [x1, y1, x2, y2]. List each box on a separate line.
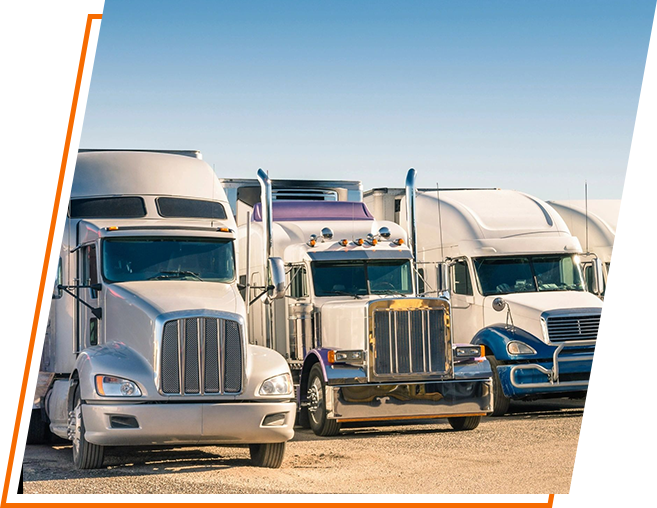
[591, 257, 605, 296]
[90, 283, 103, 292]
[492, 297, 506, 312]
[268, 257, 286, 300]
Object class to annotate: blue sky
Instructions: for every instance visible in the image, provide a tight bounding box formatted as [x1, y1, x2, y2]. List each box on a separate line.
[81, 0, 655, 200]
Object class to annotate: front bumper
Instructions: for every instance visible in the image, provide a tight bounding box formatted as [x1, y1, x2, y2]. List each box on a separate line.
[82, 401, 296, 446]
[497, 341, 625, 398]
[326, 379, 493, 422]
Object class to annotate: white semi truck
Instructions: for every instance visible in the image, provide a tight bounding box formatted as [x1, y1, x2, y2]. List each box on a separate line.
[365, 172, 602, 415]
[223, 171, 493, 437]
[32, 150, 296, 469]
[548, 200, 620, 299]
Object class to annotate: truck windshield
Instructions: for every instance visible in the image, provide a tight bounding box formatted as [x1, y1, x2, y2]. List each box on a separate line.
[473, 255, 584, 296]
[102, 238, 235, 283]
[311, 260, 413, 297]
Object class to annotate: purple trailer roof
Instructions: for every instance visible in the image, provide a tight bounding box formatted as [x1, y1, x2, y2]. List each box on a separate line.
[253, 201, 374, 222]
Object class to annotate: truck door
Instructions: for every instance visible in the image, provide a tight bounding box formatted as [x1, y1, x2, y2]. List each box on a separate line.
[449, 258, 481, 343]
[76, 243, 102, 352]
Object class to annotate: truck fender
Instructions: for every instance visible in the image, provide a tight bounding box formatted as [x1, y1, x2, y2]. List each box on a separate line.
[241, 344, 293, 398]
[471, 325, 548, 362]
[299, 350, 326, 403]
[71, 342, 157, 404]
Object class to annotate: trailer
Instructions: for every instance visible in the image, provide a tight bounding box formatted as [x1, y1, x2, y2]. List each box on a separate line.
[32, 151, 295, 469]
[365, 172, 602, 415]
[230, 170, 493, 437]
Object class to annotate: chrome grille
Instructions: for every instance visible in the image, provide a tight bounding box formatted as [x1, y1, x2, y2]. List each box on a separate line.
[160, 317, 243, 395]
[546, 314, 600, 342]
[372, 308, 450, 378]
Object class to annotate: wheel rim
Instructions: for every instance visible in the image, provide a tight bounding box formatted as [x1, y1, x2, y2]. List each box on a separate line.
[307, 376, 323, 425]
[71, 403, 82, 461]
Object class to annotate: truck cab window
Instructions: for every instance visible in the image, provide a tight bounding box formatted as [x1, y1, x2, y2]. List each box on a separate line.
[452, 259, 473, 296]
[102, 237, 235, 283]
[288, 265, 308, 299]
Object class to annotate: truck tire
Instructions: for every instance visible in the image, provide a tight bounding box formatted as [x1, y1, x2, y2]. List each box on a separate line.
[249, 442, 286, 468]
[307, 364, 341, 437]
[296, 407, 311, 429]
[487, 355, 511, 416]
[448, 415, 482, 431]
[71, 388, 104, 469]
[26, 409, 50, 444]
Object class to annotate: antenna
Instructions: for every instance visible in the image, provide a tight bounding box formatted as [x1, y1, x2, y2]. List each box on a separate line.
[585, 181, 589, 254]
[436, 183, 445, 262]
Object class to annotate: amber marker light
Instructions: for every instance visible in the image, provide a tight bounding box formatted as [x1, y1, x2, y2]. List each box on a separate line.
[340, 239, 348, 246]
[395, 238, 404, 245]
[355, 238, 364, 246]
[218, 227, 231, 233]
[107, 226, 119, 231]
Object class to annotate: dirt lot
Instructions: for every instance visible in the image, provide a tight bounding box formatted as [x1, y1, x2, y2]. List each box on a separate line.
[22, 399, 583, 495]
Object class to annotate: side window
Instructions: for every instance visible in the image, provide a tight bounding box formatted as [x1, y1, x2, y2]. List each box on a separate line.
[53, 257, 63, 299]
[582, 263, 594, 293]
[417, 267, 426, 295]
[288, 265, 308, 299]
[452, 259, 473, 296]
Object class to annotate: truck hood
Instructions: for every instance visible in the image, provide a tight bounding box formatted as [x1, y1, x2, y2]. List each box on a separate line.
[104, 281, 245, 365]
[107, 280, 242, 316]
[318, 298, 374, 351]
[483, 291, 602, 343]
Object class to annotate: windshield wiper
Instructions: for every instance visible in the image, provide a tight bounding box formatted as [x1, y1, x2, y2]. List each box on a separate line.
[322, 290, 362, 299]
[149, 270, 204, 281]
[373, 289, 405, 296]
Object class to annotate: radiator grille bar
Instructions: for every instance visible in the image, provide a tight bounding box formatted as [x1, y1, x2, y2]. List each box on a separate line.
[372, 308, 449, 379]
[160, 317, 243, 395]
[546, 314, 600, 342]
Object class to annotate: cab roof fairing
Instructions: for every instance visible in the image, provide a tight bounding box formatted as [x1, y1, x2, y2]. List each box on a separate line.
[406, 189, 578, 261]
[547, 200, 618, 260]
[72, 151, 230, 205]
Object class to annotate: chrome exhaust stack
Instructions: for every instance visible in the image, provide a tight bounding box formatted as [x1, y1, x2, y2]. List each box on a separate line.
[405, 168, 419, 290]
[257, 168, 274, 264]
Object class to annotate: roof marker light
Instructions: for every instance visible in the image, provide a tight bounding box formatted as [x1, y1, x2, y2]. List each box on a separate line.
[107, 226, 119, 231]
[308, 234, 318, 247]
[218, 227, 231, 233]
[395, 238, 405, 245]
[355, 238, 364, 246]
[340, 239, 348, 246]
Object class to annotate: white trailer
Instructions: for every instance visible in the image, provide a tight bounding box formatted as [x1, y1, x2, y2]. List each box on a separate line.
[548, 199, 619, 298]
[33, 151, 295, 469]
[365, 174, 602, 415]
[229, 170, 493, 437]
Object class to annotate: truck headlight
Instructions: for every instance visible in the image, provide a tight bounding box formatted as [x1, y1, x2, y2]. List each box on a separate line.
[95, 375, 142, 397]
[328, 350, 364, 364]
[259, 373, 293, 396]
[455, 345, 484, 358]
[507, 341, 537, 355]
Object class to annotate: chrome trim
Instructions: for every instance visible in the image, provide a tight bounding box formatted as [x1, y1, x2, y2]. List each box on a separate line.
[540, 308, 601, 343]
[154, 309, 246, 396]
[405, 168, 419, 290]
[509, 339, 595, 389]
[367, 298, 453, 382]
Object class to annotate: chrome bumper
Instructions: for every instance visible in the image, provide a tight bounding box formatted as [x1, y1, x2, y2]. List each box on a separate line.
[509, 340, 595, 390]
[326, 379, 493, 422]
[82, 401, 296, 446]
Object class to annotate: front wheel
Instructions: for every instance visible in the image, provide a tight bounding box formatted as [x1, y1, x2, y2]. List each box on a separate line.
[307, 364, 341, 437]
[487, 356, 511, 417]
[249, 442, 286, 468]
[448, 415, 482, 431]
[70, 388, 104, 469]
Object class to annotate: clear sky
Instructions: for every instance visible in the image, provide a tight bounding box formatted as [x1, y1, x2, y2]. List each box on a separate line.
[80, 0, 655, 200]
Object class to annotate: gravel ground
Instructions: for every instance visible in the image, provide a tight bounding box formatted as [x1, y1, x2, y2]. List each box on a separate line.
[22, 399, 583, 495]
